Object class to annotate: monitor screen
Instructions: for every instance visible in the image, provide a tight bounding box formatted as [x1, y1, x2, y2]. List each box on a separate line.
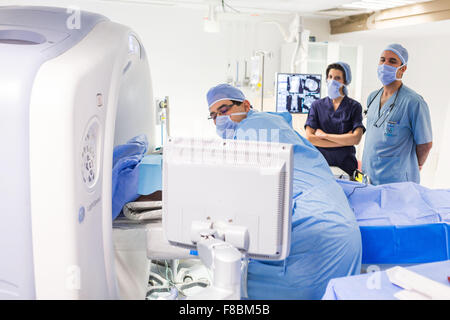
[162, 137, 293, 261]
[275, 73, 321, 114]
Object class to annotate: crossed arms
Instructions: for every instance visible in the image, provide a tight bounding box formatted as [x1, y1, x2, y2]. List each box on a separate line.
[305, 126, 364, 148]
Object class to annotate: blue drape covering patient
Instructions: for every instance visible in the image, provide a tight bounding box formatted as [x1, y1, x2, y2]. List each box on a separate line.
[337, 179, 450, 226]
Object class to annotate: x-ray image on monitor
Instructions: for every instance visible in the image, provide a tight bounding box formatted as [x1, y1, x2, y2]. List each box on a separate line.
[276, 73, 321, 114]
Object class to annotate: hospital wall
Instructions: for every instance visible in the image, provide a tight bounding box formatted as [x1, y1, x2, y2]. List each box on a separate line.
[7, 0, 329, 143]
[6, 1, 447, 188]
[330, 19, 450, 189]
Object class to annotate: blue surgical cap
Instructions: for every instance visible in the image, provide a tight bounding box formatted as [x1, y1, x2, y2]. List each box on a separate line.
[207, 84, 246, 109]
[384, 43, 408, 65]
[335, 61, 352, 85]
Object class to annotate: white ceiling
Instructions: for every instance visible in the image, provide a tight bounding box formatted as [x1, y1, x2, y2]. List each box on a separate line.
[213, 0, 357, 14]
[100, 0, 435, 18]
[99, 0, 366, 17]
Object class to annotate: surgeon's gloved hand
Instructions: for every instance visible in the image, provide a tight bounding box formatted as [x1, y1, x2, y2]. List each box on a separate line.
[112, 134, 148, 220]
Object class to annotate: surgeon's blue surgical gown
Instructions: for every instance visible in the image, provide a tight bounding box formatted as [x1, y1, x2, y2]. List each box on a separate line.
[362, 85, 432, 185]
[232, 110, 362, 300]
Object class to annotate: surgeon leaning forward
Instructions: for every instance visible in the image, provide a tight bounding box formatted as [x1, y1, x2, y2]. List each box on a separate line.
[362, 44, 433, 185]
[206, 84, 362, 300]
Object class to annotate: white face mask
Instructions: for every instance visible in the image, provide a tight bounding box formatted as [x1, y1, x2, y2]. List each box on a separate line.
[215, 112, 247, 139]
[378, 63, 405, 86]
[327, 79, 344, 99]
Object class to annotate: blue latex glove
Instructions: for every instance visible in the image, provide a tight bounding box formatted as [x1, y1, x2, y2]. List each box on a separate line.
[112, 135, 148, 220]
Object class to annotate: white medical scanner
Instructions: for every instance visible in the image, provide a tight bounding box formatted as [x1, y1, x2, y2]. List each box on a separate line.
[0, 6, 156, 299]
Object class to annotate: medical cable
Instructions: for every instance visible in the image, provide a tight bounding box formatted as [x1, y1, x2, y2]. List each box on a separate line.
[153, 260, 211, 298]
[364, 84, 403, 128]
[221, 0, 240, 13]
[346, 183, 368, 199]
[363, 87, 383, 117]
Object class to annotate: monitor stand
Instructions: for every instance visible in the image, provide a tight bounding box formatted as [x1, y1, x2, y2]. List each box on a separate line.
[188, 235, 243, 300]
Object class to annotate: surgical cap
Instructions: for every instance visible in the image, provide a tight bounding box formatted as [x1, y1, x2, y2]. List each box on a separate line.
[207, 84, 246, 108]
[335, 61, 352, 85]
[384, 43, 408, 65]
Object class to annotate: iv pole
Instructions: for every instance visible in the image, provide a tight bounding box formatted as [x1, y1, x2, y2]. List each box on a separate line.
[253, 50, 272, 112]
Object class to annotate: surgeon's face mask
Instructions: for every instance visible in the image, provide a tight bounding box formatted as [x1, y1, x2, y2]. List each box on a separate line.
[215, 112, 247, 139]
[377, 63, 405, 86]
[327, 79, 344, 100]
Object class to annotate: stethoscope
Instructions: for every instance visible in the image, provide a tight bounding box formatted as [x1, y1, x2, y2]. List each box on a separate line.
[363, 83, 402, 128]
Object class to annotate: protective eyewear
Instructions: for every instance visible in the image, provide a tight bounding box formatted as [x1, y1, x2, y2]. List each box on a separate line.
[208, 103, 236, 120]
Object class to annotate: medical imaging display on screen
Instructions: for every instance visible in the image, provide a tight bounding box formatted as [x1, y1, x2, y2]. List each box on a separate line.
[276, 73, 321, 114]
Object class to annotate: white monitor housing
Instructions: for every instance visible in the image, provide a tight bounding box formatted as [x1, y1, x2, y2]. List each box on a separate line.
[162, 137, 293, 261]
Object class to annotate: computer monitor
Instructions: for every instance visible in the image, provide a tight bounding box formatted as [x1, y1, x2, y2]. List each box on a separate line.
[275, 73, 321, 114]
[162, 137, 293, 261]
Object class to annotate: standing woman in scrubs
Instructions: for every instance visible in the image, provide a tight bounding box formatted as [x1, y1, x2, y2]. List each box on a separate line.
[305, 62, 365, 177]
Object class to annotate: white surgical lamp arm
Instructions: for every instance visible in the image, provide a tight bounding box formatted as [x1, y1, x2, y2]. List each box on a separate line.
[260, 13, 309, 73]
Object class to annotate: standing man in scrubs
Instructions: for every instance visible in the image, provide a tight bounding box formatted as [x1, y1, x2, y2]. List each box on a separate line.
[207, 83, 362, 300]
[362, 44, 433, 185]
[305, 62, 365, 177]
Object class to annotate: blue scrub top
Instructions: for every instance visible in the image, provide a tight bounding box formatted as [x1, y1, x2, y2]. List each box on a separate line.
[362, 84, 432, 185]
[305, 96, 365, 176]
[230, 110, 362, 299]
